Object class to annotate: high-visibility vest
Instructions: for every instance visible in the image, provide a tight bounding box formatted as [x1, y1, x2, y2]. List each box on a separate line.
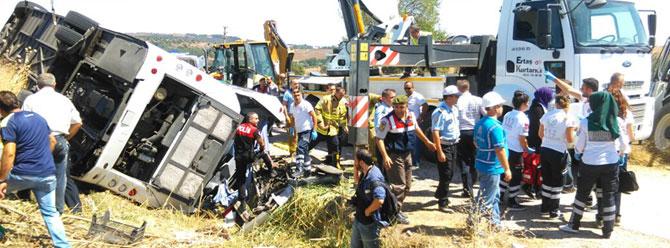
[315, 95, 348, 136]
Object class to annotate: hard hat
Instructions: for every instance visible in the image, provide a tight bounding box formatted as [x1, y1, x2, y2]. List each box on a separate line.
[482, 92, 505, 108]
[393, 95, 408, 104]
[442, 85, 461, 96]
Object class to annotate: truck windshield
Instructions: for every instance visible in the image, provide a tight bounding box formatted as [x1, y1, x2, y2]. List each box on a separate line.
[568, 0, 648, 47]
[249, 44, 275, 79]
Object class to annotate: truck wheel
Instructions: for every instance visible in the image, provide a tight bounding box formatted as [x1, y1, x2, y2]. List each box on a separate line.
[55, 25, 82, 47]
[654, 105, 670, 150]
[64, 11, 98, 33]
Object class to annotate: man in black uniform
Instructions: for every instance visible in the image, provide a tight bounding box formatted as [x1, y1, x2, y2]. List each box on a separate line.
[233, 112, 265, 202]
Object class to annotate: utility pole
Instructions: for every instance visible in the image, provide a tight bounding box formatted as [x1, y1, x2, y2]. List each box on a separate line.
[223, 26, 228, 43]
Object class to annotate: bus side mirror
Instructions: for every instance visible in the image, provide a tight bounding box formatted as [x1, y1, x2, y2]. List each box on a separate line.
[537, 9, 552, 49]
[648, 14, 657, 47]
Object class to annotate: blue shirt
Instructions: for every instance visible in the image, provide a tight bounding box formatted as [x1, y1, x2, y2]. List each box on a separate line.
[474, 116, 507, 175]
[355, 166, 387, 225]
[431, 101, 460, 142]
[1, 111, 55, 177]
[282, 89, 294, 106]
[373, 102, 392, 128]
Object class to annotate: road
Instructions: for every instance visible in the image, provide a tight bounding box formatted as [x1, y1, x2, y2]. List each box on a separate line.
[269, 130, 670, 247]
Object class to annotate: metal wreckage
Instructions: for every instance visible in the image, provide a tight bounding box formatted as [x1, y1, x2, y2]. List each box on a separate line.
[0, 1, 344, 236]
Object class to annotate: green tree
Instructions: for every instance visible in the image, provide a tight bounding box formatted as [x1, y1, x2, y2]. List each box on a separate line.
[398, 0, 447, 41]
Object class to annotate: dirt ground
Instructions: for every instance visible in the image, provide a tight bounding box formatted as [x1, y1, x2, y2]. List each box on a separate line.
[271, 128, 670, 248]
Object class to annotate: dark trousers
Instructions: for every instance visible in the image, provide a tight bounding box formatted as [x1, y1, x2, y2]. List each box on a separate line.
[435, 144, 457, 202]
[568, 163, 618, 234]
[540, 147, 567, 213]
[565, 148, 578, 188]
[457, 130, 478, 194]
[309, 133, 340, 166]
[500, 151, 523, 202]
[233, 157, 254, 201]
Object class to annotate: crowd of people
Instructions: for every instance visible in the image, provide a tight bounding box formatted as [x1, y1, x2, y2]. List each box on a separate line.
[0, 68, 635, 248]
[234, 71, 634, 247]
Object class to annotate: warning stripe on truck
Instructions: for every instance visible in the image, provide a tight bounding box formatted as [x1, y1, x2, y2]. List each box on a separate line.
[369, 45, 400, 66]
[349, 96, 369, 128]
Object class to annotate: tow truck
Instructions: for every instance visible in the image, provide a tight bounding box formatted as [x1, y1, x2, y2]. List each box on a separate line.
[332, 0, 659, 148]
[0, 2, 285, 213]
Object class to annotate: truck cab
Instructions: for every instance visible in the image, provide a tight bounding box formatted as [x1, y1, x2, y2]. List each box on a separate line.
[495, 0, 656, 140]
[210, 41, 278, 88]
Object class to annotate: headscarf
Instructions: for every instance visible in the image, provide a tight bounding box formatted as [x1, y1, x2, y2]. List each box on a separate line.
[534, 87, 554, 108]
[587, 92, 620, 139]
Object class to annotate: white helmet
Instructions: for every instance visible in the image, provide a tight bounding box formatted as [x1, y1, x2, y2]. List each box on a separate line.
[482, 92, 506, 108]
[442, 85, 461, 96]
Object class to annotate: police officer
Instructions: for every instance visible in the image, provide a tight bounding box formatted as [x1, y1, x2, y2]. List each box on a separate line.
[232, 112, 266, 205]
[376, 95, 435, 224]
[372, 89, 395, 163]
[431, 86, 461, 212]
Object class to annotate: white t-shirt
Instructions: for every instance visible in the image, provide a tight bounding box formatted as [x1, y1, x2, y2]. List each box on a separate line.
[407, 92, 426, 121]
[575, 119, 626, 165]
[540, 109, 579, 153]
[22, 87, 82, 135]
[289, 101, 314, 133]
[502, 110, 529, 153]
[616, 110, 635, 154]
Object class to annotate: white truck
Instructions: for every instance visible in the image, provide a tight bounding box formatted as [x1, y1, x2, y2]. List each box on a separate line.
[334, 0, 657, 142]
[0, 2, 285, 213]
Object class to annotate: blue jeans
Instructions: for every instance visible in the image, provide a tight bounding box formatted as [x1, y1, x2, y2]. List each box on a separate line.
[350, 220, 381, 248]
[53, 135, 69, 214]
[7, 174, 71, 247]
[476, 173, 501, 226]
[296, 130, 313, 172]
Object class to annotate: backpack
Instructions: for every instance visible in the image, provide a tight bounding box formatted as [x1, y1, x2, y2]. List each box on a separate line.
[369, 180, 399, 226]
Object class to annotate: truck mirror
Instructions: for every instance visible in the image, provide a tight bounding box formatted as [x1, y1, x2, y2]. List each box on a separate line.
[537, 9, 552, 49]
[286, 52, 294, 73]
[585, 0, 607, 9]
[648, 14, 657, 47]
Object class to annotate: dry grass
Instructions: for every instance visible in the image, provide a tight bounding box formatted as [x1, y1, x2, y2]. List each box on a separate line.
[630, 142, 670, 168]
[0, 180, 356, 248]
[0, 60, 29, 94]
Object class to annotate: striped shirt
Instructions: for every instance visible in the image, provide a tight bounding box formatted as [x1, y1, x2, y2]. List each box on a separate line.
[456, 92, 484, 131]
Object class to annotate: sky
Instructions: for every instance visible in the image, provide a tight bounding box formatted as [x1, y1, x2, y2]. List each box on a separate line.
[0, 0, 667, 47]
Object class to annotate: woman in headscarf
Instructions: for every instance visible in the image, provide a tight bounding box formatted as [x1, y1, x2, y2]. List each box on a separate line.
[560, 92, 625, 239]
[524, 87, 554, 198]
